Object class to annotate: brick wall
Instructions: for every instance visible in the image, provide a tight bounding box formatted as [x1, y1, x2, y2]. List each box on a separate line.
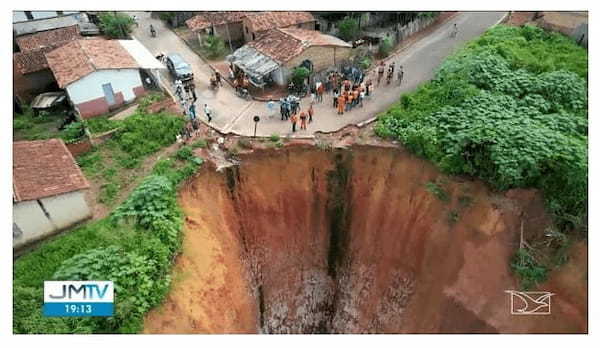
[65, 138, 92, 157]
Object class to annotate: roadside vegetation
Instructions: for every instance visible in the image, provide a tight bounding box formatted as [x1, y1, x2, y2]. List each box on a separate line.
[13, 143, 203, 333]
[376, 25, 588, 289]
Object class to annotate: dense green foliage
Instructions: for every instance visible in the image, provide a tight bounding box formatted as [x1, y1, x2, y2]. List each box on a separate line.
[291, 67, 310, 87]
[99, 12, 135, 39]
[202, 35, 227, 59]
[337, 17, 360, 42]
[111, 113, 184, 166]
[14, 108, 77, 141]
[84, 117, 121, 134]
[510, 248, 548, 290]
[14, 146, 203, 333]
[59, 122, 86, 144]
[376, 25, 587, 287]
[378, 37, 393, 58]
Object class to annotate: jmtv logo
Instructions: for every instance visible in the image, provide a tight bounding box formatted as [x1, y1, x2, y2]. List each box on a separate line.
[47, 282, 111, 300]
[44, 281, 114, 317]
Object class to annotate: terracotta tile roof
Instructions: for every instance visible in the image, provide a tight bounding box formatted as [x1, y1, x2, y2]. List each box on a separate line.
[16, 25, 81, 51]
[13, 25, 82, 74]
[45, 39, 138, 87]
[248, 28, 351, 63]
[186, 11, 251, 31]
[245, 11, 315, 33]
[13, 139, 90, 202]
[248, 29, 305, 63]
[14, 46, 55, 74]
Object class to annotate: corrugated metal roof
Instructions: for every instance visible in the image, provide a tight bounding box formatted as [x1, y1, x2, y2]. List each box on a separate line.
[227, 45, 280, 79]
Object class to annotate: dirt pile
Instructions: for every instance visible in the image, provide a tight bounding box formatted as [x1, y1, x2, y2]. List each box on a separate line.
[144, 145, 587, 333]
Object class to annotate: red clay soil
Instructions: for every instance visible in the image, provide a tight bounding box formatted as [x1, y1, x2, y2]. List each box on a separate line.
[143, 145, 587, 333]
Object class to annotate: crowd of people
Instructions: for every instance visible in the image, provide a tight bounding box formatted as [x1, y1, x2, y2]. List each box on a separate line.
[175, 79, 213, 144]
[174, 58, 406, 138]
[278, 61, 405, 133]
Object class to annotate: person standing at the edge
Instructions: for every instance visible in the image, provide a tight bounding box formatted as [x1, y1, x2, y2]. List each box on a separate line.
[290, 112, 298, 132]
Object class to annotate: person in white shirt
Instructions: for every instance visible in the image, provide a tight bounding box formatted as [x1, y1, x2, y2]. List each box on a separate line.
[204, 104, 212, 123]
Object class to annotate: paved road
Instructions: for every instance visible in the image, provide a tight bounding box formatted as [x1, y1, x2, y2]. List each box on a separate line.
[128, 11, 506, 137]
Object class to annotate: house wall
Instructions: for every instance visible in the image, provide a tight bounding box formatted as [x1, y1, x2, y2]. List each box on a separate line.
[270, 66, 292, 86]
[66, 69, 143, 118]
[197, 22, 245, 45]
[13, 190, 91, 249]
[13, 66, 57, 103]
[285, 45, 352, 73]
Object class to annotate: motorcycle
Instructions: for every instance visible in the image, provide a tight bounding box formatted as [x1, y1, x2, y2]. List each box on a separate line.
[236, 87, 251, 101]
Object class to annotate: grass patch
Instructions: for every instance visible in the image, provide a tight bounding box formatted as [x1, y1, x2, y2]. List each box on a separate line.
[13, 107, 76, 142]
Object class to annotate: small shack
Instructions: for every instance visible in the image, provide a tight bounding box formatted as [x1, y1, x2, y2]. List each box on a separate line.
[228, 28, 352, 86]
[13, 139, 92, 250]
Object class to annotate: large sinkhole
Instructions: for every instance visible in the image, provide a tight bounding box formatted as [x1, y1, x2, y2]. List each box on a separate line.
[143, 145, 586, 334]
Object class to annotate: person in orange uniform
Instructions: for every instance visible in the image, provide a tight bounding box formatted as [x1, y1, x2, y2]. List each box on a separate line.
[290, 112, 298, 132]
[337, 94, 345, 115]
[299, 110, 308, 130]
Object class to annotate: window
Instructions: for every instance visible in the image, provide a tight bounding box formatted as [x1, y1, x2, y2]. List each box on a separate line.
[252, 33, 255, 40]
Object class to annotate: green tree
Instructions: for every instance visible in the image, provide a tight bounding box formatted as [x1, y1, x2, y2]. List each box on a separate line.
[291, 67, 310, 87]
[337, 17, 360, 42]
[99, 12, 135, 39]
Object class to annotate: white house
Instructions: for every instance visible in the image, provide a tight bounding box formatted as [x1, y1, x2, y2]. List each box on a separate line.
[13, 139, 92, 250]
[45, 38, 164, 118]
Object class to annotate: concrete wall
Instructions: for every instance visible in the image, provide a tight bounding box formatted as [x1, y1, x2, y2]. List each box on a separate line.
[66, 69, 143, 118]
[13, 190, 91, 249]
[285, 45, 352, 73]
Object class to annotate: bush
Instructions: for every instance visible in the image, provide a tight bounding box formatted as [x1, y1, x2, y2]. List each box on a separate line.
[378, 37, 393, 58]
[269, 134, 280, 142]
[337, 17, 359, 42]
[52, 245, 170, 333]
[511, 248, 548, 290]
[202, 35, 227, 59]
[99, 12, 135, 39]
[175, 146, 194, 161]
[59, 122, 85, 144]
[291, 67, 310, 87]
